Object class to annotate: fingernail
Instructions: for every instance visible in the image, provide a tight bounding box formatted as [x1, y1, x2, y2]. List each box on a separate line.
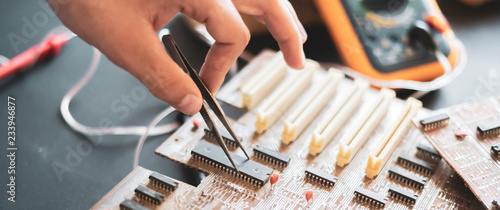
[178, 94, 201, 115]
[299, 24, 308, 43]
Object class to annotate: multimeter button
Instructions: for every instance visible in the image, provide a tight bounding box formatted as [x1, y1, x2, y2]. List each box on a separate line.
[425, 15, 450, 33]
[363, 22, 378, 40]
[381, 39, 390, 49]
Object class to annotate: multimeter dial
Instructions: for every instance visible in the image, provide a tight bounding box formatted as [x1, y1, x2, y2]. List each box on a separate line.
[341, 0, 451, 73]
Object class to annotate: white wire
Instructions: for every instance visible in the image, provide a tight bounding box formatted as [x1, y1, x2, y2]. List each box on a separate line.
[52, 26, 181, 170]
[60, 39, 179, 136]
[0, 54, 9, 65]
[133, 106, 176, 169]
[320, 38, 468, 92]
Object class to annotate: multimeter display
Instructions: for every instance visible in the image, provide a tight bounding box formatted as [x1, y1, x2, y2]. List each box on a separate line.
[341, 0, 450, 73]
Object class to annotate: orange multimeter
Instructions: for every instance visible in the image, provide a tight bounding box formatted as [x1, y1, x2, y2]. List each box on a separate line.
[314, 0, 460, 82]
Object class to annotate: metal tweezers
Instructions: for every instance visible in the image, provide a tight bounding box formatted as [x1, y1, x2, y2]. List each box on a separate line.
[162, 35, 249, 173]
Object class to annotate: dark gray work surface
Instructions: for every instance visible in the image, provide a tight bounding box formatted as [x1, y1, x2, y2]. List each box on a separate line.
[1, 0, 500, 209]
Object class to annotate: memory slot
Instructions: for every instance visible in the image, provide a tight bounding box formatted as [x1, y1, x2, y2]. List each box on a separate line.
[255, 60, 318, 134]
[282, 69, 344, 144]
[337, 88, 395, 167]
[365, 97, 422, 179]
[309, 79, 369, 155]
[241, 52, 288, 109]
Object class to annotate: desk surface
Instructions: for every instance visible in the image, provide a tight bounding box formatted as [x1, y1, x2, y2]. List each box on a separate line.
[1, 0, 500, 209]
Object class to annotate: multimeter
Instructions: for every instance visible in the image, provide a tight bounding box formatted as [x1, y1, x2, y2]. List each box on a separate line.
[314, 0, 461, 82]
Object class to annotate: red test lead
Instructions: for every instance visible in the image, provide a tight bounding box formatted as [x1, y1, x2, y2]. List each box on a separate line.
[0, 32, 70, 81]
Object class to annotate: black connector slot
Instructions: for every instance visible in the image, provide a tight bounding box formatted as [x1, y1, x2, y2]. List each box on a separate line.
[416, 143, 441, 160]
[388, 166, 427, 189]
[398, 154, 436, 175]
[119, 199, 150, 210]
[491, 144, 500, 157]
[253, 145, 291, 167]
[354, 187, 388, 208]
[420, 113, 449, 131]
[477, 120, 500, 137]
[388, 185, 418, 205]
[134, 185, 165, 205]
[191, 140, 272, 187]
[204, 128, 242, 148]
[305, 166, 337, 188]
[149, 172, 179, 192]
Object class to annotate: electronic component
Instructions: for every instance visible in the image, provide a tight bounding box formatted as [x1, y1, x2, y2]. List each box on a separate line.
[119, 199, 150, 210]
[398, 154, 436, 175]
[305, 166, 337, 188]
[388, 185, 418, 205]
[192, 118, 202, 128]
[96, 52, 485, 210]
[270, 172, 279, 186]
[388, 166, 427, 189]
[255, 60, 318, 133]
[191, 140, 273, 187]
[492, 144, 500, 157]
[354, 187, 388, 208]
[454, 129, 468, 138]
[306, 189, 313, 202]
[204, 128, 242, 148]
[337, 88, 394, 167]
[241, 52, 288, 109]
[149, 172, 178, 192]
[477, 120, 500, 137]
[416, 143, 441, 160]
[282, 69, 344, 144]
[253, 145, 291, 167]
[419, 113, 450, 131]
[417, 96, 500, 208]
[309, 79, 369, 155]
[366, 98, 422, 178]
[134, 185, 165, 205]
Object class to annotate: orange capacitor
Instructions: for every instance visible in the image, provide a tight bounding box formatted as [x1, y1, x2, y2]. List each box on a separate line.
[270, 172, 279, 186]
[306, 189, 313, 202]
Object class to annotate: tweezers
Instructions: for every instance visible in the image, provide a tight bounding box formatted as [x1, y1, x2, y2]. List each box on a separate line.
[162, 35, 249, 173]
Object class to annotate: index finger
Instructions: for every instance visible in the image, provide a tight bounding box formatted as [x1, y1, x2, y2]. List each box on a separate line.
[182, 0, 250, 93]
[262, 0, 305, 69]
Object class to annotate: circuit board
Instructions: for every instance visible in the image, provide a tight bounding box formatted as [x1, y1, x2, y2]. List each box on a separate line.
[414, 96, 500, 209]
[93, 51, 481, 209]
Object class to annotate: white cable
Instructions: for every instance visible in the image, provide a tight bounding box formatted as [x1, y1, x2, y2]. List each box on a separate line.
[60, 38, 179, 136]
[133, 106, 176, 169]
[320, 38, 467, 93]
[0, 54, 9, 65]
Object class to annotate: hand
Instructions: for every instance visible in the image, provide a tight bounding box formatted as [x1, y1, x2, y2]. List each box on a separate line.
[50, 0, 307, 115]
